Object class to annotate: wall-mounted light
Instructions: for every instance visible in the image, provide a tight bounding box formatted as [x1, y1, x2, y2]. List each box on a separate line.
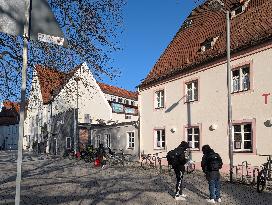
[264, 119, 272, 127]
[170, 127, 177, 133]
[209, 124, 218, 131]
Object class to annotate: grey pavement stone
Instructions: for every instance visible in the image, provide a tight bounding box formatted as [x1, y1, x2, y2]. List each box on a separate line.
[0, 151, 271, 205]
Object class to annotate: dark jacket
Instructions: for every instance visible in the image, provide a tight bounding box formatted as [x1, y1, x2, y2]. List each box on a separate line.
[201, 147, 223, 180]
[172, 142, 189, 171]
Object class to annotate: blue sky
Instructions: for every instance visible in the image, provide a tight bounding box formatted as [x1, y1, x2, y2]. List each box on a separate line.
[0, 0, 204, 103]
[104, 0, 201, 92]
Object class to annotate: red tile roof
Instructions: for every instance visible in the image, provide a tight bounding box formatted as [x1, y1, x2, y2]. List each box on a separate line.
[35, 64, 80, 104]
[140, 0, 272, 88]
[3, 101, 20, 113]
[35, 65, 138, 104]
[98, 82, 138, 100]
[0, 101, 19, 125]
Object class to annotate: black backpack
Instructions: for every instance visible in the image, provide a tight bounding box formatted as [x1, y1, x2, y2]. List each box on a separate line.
[207, 153, 223, 171]
[166, 147, 186, 167]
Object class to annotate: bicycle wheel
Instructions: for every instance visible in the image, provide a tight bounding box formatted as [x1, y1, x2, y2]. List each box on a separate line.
[186, 163, 195, 174]
[257, 169, 267, 193]
[68, 153, 73, 160]
[141, 158, 151, 170]
[123, 154, 133, 166]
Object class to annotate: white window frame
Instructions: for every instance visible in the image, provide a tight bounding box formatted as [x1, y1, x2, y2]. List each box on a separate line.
[186, 80, 198, 102]
[155, 90, 165, 109]
[105, 134, 111, 148]
[66, 137, 71, 149]
[231, 66, 250, 93]
[186, 127, 200, 150]
[127, 132, 135, 149]
[232, 123, 252, 152]
[96, 135, 101, 148]
[154, 129, 165, 149]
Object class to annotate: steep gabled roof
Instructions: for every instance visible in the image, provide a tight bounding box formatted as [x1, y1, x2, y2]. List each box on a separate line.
[35, 64, 81, 104]
[35, 64, 138, 104]
[140, 0, 272, 88]
[97, 82, 138, 100]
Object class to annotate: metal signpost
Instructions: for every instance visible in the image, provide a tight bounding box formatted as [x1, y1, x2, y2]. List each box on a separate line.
[0, 0, 66, 204]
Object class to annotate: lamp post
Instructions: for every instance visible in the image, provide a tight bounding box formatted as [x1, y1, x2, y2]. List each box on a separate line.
[208, 0, 233, 182]
[74, 77, 81, 155]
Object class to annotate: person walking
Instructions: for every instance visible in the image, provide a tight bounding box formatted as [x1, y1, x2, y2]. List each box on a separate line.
[201, 145, 223, 203]
[167, 141, 189, 200]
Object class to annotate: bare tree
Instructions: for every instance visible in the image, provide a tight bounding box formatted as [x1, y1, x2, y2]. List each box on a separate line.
[0, 0, 125, 102]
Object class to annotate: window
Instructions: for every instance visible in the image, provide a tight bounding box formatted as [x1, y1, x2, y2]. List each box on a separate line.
[183, 19, 192, 29]
[66, 137, 71, 149]
[154, 129, 165, 149]
[105, 134, 111, 148]
[125, 115, 132, 119]
[231, 1, 250, 18]
[155, 90, 164, 109]
[233, 123, 252, 152]
[186, 80, 198, 102]
[186, 127, 200, 150]
[200, 36, 219, 52]
[127, 132, 135, 149]
[231, 66, 250, 93]
[131, 101, 135, 106]
[111, 96, 116, 102]
[112, 103, 124, 113]
[96, 135, 101, 148]
[84, 114, 90, 123]
[118, 98, 123, 103]
[125, 100, 129, 105]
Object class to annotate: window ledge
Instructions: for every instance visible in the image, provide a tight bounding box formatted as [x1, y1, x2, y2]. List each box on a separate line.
[190, 149, 200, 152]
[234, 151, 254, 155]
[153, 148, 166, 151]
[231, 89, 253, 95]
[154, 107, 165, 110]
[127, 147, 134, 150]
[184, 99, 199, 104]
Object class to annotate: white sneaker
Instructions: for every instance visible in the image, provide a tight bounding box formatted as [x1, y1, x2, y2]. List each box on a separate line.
[207, 199, 215, 203]
[175, 195, 186, 201]
[217, 198, 222, 203]
[180, 194, 187, 198]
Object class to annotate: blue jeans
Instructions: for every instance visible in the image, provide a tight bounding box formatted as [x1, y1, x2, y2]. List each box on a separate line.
[208, 179, 221, 200]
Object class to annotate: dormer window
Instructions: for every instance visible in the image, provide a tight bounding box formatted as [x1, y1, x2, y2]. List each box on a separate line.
[118, 97, 123, 103]
[200, 36, 219, 53]
[183, 19, 192, 29]
[231, 0, 250, 18]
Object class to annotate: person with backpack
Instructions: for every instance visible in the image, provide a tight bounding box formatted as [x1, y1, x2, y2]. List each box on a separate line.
[201, 145, 223, 204]
[167, 141, 189, 201]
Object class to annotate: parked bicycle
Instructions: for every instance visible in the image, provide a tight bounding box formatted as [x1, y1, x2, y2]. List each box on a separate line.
[106, 149, 133, 167]
[257, 154, 272, 193]
[141, 152, 163, 170]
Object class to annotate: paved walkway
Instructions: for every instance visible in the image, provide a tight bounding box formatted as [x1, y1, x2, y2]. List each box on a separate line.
[0, 151, 271, 205]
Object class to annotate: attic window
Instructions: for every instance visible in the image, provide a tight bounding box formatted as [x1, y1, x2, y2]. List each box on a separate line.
[231, 0, 250, 18]
[183, 19, 192, 29]
[200, 36, 219, 53]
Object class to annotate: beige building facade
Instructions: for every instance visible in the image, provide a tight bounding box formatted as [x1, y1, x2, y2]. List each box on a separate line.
[138, 0, 272, 171]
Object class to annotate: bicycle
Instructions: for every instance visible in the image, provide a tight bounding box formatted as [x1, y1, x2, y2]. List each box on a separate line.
[141, 152, 163, 170]
[257, 155, 272, 193]
[185, 159, 196, 174]
[106, 149, 133, 167]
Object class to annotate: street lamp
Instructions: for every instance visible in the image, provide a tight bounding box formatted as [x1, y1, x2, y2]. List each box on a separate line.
[74, 77, 81, 155]
[208, 0, 234, 182]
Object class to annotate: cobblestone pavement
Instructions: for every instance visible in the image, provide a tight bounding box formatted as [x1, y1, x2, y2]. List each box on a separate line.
[0, 151, 271, 205]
